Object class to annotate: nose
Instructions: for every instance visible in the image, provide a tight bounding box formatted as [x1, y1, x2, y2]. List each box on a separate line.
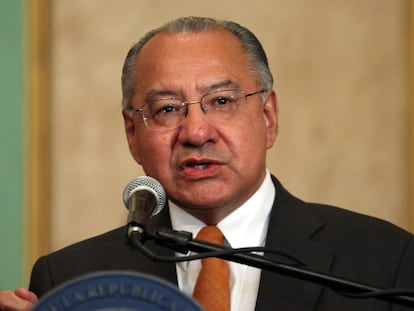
[178, 102, 218, 146]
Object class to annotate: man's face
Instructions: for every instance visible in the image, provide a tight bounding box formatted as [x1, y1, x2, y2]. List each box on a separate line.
[123, 29, 278, 224]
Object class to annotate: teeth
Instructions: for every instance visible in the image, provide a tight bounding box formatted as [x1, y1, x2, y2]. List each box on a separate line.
[189, 163, 208, 169]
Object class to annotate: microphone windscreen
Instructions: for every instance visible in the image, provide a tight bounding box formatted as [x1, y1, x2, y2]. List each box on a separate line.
[122, 176, 166, 216]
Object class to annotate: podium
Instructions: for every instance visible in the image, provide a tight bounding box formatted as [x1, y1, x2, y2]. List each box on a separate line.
[32, 271, 203, 311]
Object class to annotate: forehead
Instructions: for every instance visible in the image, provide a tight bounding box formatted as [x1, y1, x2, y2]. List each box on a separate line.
[133, 29, 257, 94]
[140, 28, 246, 60]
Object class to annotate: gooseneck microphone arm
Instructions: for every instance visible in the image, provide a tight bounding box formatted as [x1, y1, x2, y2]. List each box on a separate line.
[128, 225, 414, 308]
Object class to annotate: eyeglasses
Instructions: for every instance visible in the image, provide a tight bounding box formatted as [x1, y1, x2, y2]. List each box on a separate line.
[135, 88, 267, 131]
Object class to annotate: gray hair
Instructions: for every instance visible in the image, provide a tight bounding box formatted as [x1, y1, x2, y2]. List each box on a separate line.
[121, 16, 274, 110]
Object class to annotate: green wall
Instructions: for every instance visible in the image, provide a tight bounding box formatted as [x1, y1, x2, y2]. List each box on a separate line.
[0, 0, 26, 289]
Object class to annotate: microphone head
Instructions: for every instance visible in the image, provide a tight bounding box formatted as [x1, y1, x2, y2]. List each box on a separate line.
[122, 176, 166, 216]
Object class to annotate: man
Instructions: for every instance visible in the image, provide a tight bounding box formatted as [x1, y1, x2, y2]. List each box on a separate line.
[1, 16, 413, 311]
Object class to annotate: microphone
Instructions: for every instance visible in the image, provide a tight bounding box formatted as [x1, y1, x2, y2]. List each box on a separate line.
[122, 176, 166, 239]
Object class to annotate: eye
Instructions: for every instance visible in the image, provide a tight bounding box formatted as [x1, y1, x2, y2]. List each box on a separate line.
[157, 104, 178, 114]
[214, 96, 234, 106]
[147, 101, 182, 117]
[207, 92, 238, 112]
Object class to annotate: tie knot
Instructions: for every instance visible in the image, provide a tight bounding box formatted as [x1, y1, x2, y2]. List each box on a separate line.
[196, 226, 225, 245]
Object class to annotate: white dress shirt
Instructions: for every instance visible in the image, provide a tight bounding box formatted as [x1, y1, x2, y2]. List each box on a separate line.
[170, 171, 275, 311]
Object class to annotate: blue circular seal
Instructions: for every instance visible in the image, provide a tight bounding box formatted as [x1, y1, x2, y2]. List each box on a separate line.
[32, 271, 203, 311]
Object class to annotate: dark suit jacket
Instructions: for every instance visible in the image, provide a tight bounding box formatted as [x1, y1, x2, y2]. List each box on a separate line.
[29, 176, 414, 310]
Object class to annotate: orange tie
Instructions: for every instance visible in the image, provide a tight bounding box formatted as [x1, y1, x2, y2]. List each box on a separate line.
[192, 226, 231, 311]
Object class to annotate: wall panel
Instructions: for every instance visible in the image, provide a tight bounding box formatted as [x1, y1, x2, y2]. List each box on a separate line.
[0, 0, 25, 289]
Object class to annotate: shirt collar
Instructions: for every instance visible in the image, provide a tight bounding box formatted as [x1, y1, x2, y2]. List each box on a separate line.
[218, 171, 275, 249]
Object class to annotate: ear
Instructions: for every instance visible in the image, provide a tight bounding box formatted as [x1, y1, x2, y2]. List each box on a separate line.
[122, 110, 143, 165]
[263, 90, 278, 149]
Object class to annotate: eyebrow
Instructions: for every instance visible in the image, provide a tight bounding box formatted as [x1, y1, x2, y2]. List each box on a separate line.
[144, 79, 242, 102]
[202, 80, 241, 93]
[145, 90, 179, 102]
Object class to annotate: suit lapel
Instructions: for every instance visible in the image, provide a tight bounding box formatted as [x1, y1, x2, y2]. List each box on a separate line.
[256, 176, 335, 311]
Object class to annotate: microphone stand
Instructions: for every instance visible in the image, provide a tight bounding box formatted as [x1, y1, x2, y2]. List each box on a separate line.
[129, 225, 414, 308]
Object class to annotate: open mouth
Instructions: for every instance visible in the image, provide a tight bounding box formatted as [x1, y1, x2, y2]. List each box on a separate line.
[185, 162, 210, 170]
[180, 158, 221, 178]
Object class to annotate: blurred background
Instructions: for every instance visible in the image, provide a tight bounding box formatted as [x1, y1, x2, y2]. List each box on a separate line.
[1, 0, 413, 290]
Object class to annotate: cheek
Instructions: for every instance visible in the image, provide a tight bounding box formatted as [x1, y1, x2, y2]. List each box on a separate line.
[241, 113, 268, 145]
[136, 134, 174, 172]
[226, 117, 268, 163]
